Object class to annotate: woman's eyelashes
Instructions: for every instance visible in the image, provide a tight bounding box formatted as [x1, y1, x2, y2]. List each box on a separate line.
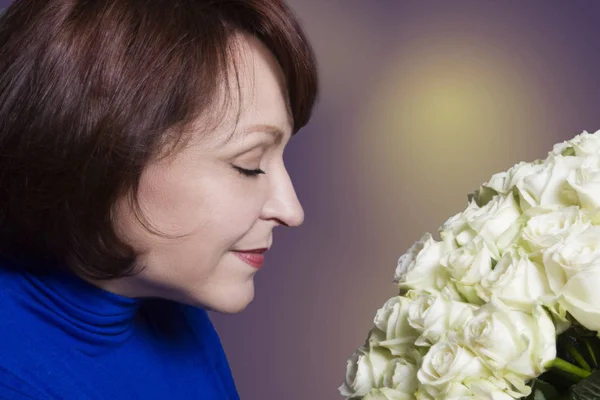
[233, 165, 266, 177]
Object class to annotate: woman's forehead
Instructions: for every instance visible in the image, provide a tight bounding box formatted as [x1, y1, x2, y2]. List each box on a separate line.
[186, 35, 292, 149]
[230, 34, 290, 115]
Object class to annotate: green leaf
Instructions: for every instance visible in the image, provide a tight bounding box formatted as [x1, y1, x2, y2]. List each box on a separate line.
[525, 379, 561, 400]
[569, 370, 600, 400]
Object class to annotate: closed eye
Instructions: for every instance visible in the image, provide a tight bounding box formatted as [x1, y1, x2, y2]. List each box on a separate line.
[233, 166, 265, 177]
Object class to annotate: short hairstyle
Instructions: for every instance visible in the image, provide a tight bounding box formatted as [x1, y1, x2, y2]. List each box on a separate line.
[0, 0, 318, 279]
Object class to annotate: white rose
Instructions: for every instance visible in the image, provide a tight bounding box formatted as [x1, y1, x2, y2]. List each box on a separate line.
[462, 301, 556, 379]
[550, 140, 573, 156]
[516, 154, 582, 209]
[477, 247, 553, 312]
[416, 339, 489, 395]
[484, 374, 532, 399]
[440, 379, 517, 400]
[464, 193, 521, 255]
[466, 377, 526, 400]
[543, 225, 600, 294]
[366, 327, 387, 349]
[559, 264, 600, 331]
[566, 156, 600, 209]
[414, 387, 436, 400]
[571, 130, 600, 157]
[382, 357, 419, 394]
[476, 171, 506, 206]
[407, 292, 477, 346]
[521, 206, 590, 254]
[483, 170, 507, 193]
[442, 236, 494, 304]
[483, 161, 543, 195]
[372, 296, 420, 356]
[440, 193, 521, 256]
[439, 381, 473, 399]
[542, 300, 572, 335]
[549, 130, 600, 156]
[439, 200, 481, 247]
[394, 233, 451, 293]
[426, 376, 529, 399]
[550, 132, 582, 156]
[339, 346, 393, 398]
[363, 388, 416, 400]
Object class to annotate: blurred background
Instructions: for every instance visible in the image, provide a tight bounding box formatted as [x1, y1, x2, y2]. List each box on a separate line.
[3, 0, 600, 398]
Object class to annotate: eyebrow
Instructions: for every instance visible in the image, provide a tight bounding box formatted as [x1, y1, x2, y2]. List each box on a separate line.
[238, 123, 290, 143]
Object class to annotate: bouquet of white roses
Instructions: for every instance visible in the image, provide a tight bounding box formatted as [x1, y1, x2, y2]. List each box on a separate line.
[339, 130, 600, 400]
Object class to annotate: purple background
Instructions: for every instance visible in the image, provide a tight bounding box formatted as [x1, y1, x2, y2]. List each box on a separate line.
[3, 0, 600, 398]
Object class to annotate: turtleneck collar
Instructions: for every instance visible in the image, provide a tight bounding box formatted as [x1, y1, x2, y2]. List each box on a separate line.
[1, 258, 143, 355]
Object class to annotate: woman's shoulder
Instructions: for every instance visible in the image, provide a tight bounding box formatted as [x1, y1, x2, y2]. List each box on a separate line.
[0, 270, 239, 400]
[0, 269, 106, 399]
[0, 299, 45, 399]
[0, 297, 97, 400]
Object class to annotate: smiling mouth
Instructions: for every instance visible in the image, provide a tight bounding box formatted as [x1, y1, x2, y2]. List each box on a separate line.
[232, 251, 265, 269]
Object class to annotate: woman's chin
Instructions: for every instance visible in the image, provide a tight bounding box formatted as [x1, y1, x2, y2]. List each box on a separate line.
[191, 281, 255, 314]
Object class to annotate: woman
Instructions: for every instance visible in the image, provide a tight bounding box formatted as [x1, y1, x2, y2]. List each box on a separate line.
[0, 0, 318, 399]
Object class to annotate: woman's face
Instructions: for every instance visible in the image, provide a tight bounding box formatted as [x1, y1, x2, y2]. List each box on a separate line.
[106, 34, 304, 313]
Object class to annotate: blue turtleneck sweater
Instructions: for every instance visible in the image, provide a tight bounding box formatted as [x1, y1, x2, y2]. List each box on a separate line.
[0, 259, 240, 400]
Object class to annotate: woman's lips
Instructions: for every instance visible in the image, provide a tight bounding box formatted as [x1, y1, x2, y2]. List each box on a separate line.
[232, 251, 265, 269]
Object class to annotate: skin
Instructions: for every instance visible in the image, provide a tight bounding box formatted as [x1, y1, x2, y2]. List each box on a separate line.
[92, 33, 305, 314]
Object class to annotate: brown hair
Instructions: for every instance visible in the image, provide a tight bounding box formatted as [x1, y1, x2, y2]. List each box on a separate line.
[0, 0, 318, 279]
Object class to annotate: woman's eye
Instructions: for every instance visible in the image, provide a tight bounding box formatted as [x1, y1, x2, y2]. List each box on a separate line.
[233, 166, 265, 177]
